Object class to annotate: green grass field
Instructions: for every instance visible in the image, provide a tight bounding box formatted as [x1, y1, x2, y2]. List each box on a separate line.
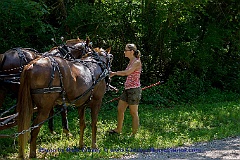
[0, 90, 239, 159]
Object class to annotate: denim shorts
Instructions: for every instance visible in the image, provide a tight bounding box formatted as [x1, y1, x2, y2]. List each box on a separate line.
[120, 87, 142, 105]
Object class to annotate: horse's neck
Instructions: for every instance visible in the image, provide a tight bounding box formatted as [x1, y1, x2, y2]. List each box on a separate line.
[48, 49, 58, 55]
[81, 56, 93, 61]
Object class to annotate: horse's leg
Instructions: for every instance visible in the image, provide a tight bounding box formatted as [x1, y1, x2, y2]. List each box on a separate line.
[78, 106, 86, 149]
[47, 105, 70, 135]
[59, 105, 71, 135]
[30, 109, 52, 158]
[29, 94, 58, 158]
[90, 101, 101, 149]
[48, 108, 55, 134]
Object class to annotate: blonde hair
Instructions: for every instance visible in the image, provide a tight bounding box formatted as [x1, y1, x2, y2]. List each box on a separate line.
[126, 44, 141, 58]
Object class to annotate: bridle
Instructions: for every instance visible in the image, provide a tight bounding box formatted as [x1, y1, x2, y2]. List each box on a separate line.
[88, 48, 113, 72]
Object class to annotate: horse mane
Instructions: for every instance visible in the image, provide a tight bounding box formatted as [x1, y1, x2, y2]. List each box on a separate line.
[48, 38, 84, 52]
[79, 47, 100, 60]
[48, 46, 58, 52]
[93, 47, 111, 55]
[24, 57, 42, 70]
[66, 38, 84, 47]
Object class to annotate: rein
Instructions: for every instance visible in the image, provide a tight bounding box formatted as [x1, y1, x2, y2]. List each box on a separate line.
[104, 81, 163, 104]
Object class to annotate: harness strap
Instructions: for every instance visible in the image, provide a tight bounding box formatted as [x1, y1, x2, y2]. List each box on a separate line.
[30, 56, 68, 109]
[0, 77, 20, 84]
[14, 48, 28, 71]
[0, 73, 21, 77]
[71, 68, 109, 104]
[31, 87, 62, 94]
[31, 53, 110, 106]
[31, 57, 65, 96]
[0, 48, 39, 75]
[48, 56, 57, 88]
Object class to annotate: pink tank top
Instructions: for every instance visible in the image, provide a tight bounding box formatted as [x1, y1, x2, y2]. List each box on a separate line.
[124, 58, 141, 89]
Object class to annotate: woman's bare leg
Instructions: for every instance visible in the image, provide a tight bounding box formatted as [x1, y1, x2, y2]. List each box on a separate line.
[129, 105, 139, 134]
[114, 100, 128, 133]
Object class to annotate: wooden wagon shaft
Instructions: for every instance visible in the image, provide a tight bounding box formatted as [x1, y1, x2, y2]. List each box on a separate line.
[0, 121, 17, 132]
[0, 113, 18, 125]
[0, 134, 14, 138]
[0, 113, 18, 131]
[0, 107, 38, 132]
[0, 114, 16, 122]
[0, 107, 37, 121]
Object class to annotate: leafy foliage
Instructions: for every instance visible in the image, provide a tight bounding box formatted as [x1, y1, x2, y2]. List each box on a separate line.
[0, 0, 55, 53]
[0, 0, 239, 106]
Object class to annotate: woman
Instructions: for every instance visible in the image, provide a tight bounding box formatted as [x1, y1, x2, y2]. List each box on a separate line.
[108, 43, 142, 135]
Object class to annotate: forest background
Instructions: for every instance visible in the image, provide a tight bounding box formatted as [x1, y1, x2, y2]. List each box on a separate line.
[0, 0, 239, 103]
[0, 0, 240, 159]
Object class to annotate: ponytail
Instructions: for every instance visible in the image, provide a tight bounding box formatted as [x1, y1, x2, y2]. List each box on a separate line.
[134, 50, 141, 58]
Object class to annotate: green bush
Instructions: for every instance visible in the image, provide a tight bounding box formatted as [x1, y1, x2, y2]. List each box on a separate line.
[0, 0, 55, 53]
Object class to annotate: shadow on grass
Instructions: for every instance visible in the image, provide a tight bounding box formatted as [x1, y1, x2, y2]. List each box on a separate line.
[98, 99, 240, 156]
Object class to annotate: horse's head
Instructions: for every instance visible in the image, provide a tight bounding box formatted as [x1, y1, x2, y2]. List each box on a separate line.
[66, 38, 84, 47]
[93, 47, 113, 70]
[66, 37, 93, 59]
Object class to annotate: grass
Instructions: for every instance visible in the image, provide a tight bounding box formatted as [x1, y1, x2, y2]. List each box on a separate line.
[0, 89, 240, 159]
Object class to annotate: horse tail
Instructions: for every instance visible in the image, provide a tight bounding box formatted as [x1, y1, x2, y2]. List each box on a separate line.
[17, 65, 33, 158]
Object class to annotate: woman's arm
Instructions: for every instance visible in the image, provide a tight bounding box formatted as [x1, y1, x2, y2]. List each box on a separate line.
[110, 60, 141, 77]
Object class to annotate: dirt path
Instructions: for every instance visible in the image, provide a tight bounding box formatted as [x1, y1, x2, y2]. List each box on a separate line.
[112, 136, 240, 159]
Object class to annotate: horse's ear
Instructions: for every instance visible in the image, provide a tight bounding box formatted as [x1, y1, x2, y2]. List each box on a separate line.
[66, 40, 74, 47]
[66, 38, 82, 47]
[86, 37, 90, 47]
[105, 47, 111, 54]
[93, 47, 100, 53]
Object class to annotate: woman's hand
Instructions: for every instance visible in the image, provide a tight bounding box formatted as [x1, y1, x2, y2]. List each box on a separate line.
[110, 71, 116, 77]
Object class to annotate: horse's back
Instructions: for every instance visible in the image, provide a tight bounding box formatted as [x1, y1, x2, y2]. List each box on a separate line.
[26, 57, 60, 88]
[2, 48, 37, 73]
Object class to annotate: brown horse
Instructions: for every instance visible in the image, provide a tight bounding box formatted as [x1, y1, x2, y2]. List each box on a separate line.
[0, 38, 87, 134]
[17, 47, 112, 158]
